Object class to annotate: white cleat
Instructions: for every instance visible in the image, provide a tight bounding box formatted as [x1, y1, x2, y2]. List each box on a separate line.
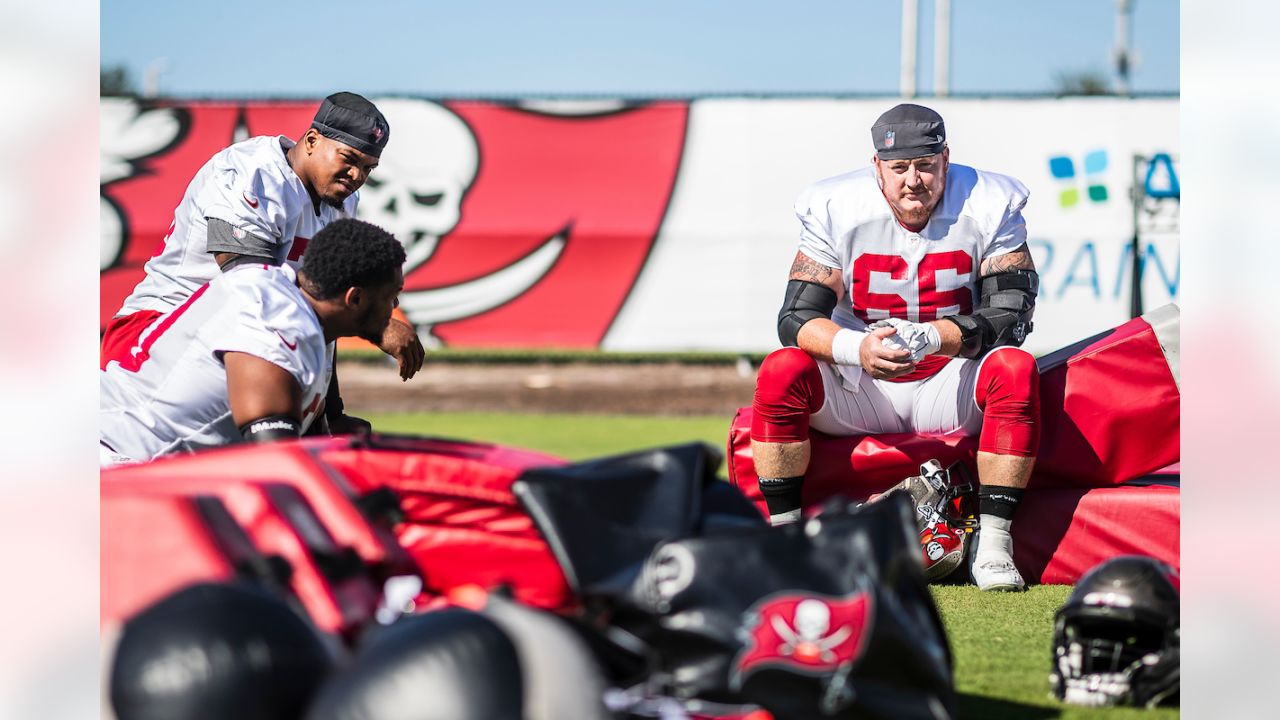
[971, 555, 1026, 592]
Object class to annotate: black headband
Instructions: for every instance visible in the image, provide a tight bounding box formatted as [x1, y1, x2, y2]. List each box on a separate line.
[311, 92, 389, 158]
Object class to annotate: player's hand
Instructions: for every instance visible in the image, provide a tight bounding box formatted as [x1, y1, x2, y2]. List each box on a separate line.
[328, 413, 372, 436]
[860, 326, 917, 379]
[379, 318, 425, 381]
[869, 318, 941, 363]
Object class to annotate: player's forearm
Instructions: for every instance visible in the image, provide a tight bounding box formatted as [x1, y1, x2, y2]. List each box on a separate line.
[927, 319, 964, 357]
[796, 318, 844, 364]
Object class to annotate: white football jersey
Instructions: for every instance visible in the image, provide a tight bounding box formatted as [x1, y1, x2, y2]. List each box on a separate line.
[101, 264, 333, 464]
[795, 162, 1029, 328]
[117, 135, 358, 315]
[794, 162, 1029, 382]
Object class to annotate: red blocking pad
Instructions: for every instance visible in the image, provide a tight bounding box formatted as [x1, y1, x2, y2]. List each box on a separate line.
[102, 478, 382, 640]
[103, 437, 414, 575]
[1013, 484, 1180, 584]
[316, 438, 574, 611]
[1033, 311, 1180, 488]
[103, 435, 573, 618]
[101, 494, 262, 626]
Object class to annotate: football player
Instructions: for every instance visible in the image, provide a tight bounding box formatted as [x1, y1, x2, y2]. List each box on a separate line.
[100, 218, 404, 467]
[100, 92, 424, 433]
[752, 103, 1040, 592]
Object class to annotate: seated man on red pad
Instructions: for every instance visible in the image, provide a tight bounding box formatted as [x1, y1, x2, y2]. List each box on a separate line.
[752, 103, 1040, 592]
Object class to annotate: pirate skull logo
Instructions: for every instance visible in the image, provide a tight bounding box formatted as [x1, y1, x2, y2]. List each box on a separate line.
[772, 598, 853, 664]
[356, 98, 478, 274]
[926, 540, 946, 561]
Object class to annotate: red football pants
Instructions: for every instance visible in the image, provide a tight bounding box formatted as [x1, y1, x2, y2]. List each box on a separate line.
[750, 347, 1040, 456]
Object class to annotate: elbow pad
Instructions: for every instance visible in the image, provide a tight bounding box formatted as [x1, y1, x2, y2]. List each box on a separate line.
[944, 269, 1038, 358]
[239, 415, 301, 443]
[777, 279, 838, 347]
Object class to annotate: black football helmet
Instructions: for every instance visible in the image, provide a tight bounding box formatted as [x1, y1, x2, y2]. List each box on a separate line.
[1049, 556, 1179, 708]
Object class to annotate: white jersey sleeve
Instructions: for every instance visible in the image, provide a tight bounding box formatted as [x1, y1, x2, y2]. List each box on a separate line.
[200, 143, 296, 257]
[794, 183, 842, 269]
[212, 266, 330, 395]
[972, 171, 1031, 260]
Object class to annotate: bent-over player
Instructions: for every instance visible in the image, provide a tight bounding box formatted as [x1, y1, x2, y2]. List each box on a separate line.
[100, 218, 405, 467]
[751, 103, 1040, 591]
[101, 91, 424, 433]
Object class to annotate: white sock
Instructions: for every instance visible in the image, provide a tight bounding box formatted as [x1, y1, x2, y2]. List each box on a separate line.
[769, 508, 802, 526]
[975, 514, 1014, 559]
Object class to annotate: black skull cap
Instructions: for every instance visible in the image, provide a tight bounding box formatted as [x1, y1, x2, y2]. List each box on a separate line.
[312, 92, 390, 158]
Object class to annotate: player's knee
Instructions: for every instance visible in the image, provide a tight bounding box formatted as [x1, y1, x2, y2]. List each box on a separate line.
[977, 347, 1038, 407]
[755, 348, 823, 410]
[752, 348, 824, 444]
[975, 348, 1041, 455]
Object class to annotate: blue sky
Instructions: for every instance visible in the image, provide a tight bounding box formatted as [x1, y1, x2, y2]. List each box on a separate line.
[101, 0, 1178, 98]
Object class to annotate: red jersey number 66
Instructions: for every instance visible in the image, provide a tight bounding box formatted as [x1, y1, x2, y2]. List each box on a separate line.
[851, 250, 974, 322]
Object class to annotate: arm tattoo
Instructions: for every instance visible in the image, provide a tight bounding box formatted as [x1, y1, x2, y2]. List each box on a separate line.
[789, 253, 838, 283]
[980, 244, 1035, 276]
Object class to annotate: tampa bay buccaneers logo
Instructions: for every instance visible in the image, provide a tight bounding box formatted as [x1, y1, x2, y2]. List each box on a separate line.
[920, 520, 968, 581]
[922, 521, 962, 562]
[99, 97, 689, 348]
[732, 591, 872, 688]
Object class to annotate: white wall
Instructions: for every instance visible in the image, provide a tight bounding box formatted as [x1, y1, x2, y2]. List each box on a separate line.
[604, 97, 1179, 354]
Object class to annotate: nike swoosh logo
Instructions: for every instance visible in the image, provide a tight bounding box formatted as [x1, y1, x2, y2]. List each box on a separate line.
[243, 191, 259, 209]
[275, 331, 297, 351]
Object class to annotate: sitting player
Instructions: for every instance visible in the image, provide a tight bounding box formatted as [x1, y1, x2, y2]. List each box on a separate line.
[100, 218, 404, 467]
[751, 103, 1040, 591]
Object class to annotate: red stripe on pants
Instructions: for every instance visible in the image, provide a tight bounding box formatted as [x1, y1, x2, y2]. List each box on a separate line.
[99, 310, 162, 370]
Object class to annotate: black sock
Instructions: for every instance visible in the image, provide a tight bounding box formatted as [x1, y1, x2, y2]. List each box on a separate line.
[978, 485, 1025, 522]
[758, 476, 804, 517]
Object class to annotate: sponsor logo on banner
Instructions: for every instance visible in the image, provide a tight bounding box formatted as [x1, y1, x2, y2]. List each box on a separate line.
[1049, 150, 1109, 208]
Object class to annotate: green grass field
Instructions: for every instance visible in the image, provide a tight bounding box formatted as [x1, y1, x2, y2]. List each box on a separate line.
[365, 412, 1178, 719]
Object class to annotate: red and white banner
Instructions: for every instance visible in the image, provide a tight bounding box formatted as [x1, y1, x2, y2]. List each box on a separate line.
[101, 97, 1178, 353]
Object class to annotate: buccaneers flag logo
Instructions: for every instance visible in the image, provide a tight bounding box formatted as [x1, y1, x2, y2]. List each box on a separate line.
[99, 98, 688, 348]
[731, 591, 873, 687]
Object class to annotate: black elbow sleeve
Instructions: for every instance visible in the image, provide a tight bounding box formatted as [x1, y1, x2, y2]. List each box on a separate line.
[777, 279, 838, 347]
[943, 269, 1038, 358]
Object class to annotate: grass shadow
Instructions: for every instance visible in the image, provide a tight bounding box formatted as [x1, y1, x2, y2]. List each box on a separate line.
[958, 692, 1060, 719]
